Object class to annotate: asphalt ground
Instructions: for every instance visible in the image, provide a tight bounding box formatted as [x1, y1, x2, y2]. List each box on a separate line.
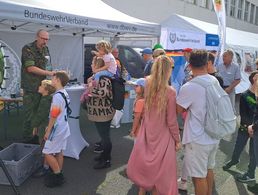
[0, 107, 257, 195]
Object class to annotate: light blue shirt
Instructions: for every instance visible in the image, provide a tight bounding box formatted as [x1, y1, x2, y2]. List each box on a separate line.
[94, 70, 114, 81]
[217, 62, 241, 86]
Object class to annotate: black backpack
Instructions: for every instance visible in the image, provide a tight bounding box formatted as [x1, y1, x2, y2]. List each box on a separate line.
[100, 75, 125, 110]
[111, 76, 125, 110]
[57, 91, 72, 118]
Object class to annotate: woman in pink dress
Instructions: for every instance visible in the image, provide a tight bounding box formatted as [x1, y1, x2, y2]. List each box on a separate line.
[127, 55, 181, 195]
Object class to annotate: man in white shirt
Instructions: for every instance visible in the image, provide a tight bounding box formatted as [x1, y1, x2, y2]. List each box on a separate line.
[176, 50, 219, 195]
[217, 49, 241, 111]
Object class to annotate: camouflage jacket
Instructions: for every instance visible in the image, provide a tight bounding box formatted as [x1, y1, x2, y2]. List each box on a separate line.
[21, 41, 50, 92]
[31, 95, 52, 128]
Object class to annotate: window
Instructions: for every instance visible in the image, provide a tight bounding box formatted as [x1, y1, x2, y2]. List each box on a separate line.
[200, 0, 209, 8]
[211, 0, 214, 11]
[250, 4, 255, 23]
[225, 0, 229, 15]
[237, 0, 243, 19]
[230, 0, 236, 17]
[185, 0, 197, 5]
[118, 45, 145, 78]
[124, 49, 135, 62]
[255, 6, 258, 25]
[244, 1, 250, 21]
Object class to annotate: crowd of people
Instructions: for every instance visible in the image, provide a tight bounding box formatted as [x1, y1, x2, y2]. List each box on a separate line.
[21, 31, 121, 187]
[19, 29, 258, 194]
[20, 29, 72, 187]
[127, 46, 258, 195]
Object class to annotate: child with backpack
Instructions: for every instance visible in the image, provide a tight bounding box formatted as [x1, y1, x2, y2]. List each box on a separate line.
[129, 78, 145, 138]
[42, 71, 70, 187]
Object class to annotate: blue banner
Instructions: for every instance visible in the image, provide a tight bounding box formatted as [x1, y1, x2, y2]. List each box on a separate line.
[205, 34, 219, 46]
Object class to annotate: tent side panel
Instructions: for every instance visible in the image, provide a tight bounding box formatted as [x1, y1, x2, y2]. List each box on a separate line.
[0, 31, 83, 82]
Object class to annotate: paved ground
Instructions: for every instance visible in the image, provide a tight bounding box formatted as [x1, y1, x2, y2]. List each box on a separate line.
[0, 108, 257, 195]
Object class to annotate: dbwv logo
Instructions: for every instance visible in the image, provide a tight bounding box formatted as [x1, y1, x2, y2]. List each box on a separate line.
[169, 33, 176, 44]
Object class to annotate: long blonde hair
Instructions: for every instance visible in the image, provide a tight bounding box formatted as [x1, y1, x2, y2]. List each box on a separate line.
[95, 40, 112, 54]
[145, 55, 173, 114]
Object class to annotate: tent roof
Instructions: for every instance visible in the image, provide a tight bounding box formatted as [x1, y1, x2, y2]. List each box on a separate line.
[161, 14, 258, 50]
[0, 0, 160, 36]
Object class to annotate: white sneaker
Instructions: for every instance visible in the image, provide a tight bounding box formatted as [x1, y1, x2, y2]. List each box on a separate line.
[177, 178, 187, 191]
[110, 124, 120, 128]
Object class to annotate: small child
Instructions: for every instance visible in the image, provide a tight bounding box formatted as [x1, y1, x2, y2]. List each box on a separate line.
[80, 56, 113, 103]
[42, 71, 70, 188]
[129, 78, 145, 138]
[129, 78, 146, 195]
[31, 80, 56, 144]
[31, 80, 55, 178]
[92, 40, 117, 75]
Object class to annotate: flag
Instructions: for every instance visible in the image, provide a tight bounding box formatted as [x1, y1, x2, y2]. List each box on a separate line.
[212, 0, 226, 67]
[166, 51, 186, 93]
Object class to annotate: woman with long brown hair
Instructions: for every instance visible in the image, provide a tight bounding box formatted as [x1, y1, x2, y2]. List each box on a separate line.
[127, 55, 181, 195]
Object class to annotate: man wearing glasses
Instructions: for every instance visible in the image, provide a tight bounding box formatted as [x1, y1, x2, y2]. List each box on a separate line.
[21, 29, 54, 142]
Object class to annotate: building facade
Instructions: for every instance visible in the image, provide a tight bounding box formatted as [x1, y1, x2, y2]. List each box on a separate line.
[103, 0, 258, 34]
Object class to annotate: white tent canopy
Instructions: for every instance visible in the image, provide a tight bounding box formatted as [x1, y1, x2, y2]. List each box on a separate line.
[161, 14, 258, 51]
[0, 0, 160, 36]
[161, 14, 258, 93]
[0, 0, 160, 90]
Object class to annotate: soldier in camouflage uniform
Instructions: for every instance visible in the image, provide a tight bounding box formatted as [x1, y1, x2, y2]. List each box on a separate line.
[21, 29, 54, 139]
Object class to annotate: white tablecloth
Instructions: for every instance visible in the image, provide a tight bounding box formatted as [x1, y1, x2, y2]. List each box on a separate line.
[63, 84, 89, 160]
[121, 84, 135, 124]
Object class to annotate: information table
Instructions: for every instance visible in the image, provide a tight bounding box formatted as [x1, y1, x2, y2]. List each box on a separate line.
[63, 84, 89, 160]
